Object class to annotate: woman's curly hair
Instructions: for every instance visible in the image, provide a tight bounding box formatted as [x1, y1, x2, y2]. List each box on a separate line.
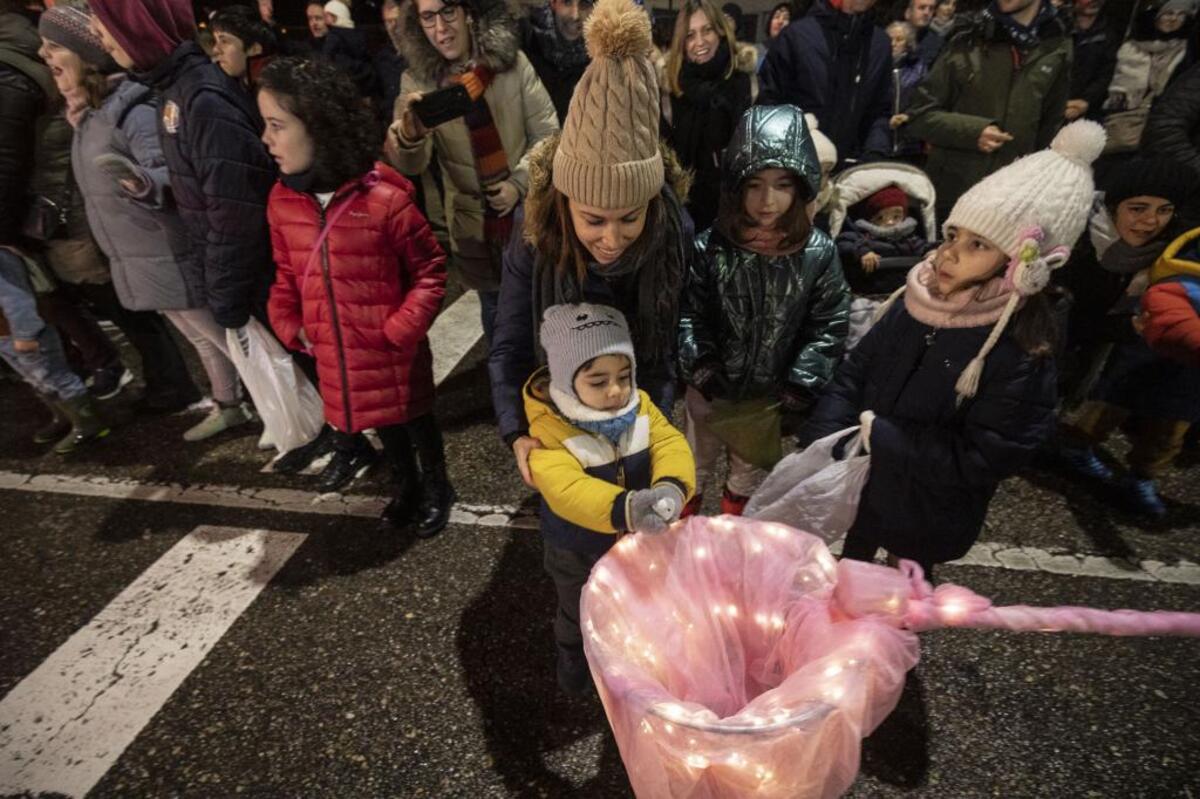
[257, 57, 378, 190]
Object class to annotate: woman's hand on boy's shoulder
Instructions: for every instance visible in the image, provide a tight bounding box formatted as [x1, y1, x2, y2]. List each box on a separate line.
[512, 435, 545, 489]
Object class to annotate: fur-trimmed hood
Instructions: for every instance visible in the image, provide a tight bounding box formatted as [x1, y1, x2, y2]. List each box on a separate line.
[398, 0, 521, 82]
[522, 132, 693, 244]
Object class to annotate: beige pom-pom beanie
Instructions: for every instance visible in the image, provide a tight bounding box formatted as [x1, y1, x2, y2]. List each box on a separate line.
[552, 0, 663, 209]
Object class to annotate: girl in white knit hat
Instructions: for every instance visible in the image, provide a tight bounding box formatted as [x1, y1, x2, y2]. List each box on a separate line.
[796, 120, 1107, 577]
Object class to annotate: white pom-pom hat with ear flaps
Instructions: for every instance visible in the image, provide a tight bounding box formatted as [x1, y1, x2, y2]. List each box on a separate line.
[879, 120, 1107, 403]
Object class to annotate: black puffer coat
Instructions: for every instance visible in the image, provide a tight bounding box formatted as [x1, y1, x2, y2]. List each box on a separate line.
[135, 41, 276, 329]
[799, 299, 1057, 565]
[679, 106, 849, 401]
[0, 11, 55, 247]
[1144, 63, 1200, 179]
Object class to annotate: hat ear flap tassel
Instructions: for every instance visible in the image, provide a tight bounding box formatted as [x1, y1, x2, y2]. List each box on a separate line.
[955, 291, 1021, 405]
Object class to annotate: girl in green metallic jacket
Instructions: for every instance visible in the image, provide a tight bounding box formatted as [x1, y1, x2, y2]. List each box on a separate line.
[679, 105, 851, 516]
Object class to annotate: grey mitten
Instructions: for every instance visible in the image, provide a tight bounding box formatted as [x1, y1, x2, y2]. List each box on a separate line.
[626, 483, 686, 534]
[93, 153, 151, 198]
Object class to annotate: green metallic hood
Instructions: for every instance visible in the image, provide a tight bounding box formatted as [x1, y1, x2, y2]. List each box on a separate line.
[722, 104, 821, 201]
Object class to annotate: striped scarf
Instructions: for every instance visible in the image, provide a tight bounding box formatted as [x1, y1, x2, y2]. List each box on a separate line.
[456, 65, 513, 250]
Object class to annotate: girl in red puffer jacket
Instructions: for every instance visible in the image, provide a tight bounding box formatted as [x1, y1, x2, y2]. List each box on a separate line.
[258, 57, 454, 538]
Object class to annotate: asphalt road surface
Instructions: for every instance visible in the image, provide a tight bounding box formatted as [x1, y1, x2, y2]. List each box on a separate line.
[1, 292, 1197, 798]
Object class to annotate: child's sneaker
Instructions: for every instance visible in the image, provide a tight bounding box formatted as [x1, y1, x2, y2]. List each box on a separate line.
[183, 402, 254, 442]
[87, 364, 133, 400]
[720, 488, 750, 516]
[1122, 477, 1167, 518]
[1058, 445, 1114, 482]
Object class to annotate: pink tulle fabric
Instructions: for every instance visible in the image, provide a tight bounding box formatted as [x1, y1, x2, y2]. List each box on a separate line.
[581, 517, 1200, 799]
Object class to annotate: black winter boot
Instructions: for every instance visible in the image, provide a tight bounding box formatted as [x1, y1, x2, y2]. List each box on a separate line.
[379, 426, 420, 531]
[55, 394, 110, 454]
[414, 461, 456, 538]
[407, 415, 455, 539]
[33, 393, 71, 444]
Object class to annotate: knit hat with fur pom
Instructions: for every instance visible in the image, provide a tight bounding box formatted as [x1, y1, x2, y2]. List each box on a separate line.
[552, 0, 663, 209]
[880, 120, 1106, 403]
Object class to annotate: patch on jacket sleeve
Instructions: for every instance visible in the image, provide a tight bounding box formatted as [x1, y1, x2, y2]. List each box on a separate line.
[161, 100, 181, 135]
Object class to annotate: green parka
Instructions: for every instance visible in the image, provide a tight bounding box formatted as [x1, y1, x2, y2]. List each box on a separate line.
[902, 5, 1073, 219]
[678, 105, 850, 401]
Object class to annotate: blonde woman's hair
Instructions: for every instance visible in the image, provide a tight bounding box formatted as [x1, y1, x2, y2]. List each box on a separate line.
[663, 0, 737, 97]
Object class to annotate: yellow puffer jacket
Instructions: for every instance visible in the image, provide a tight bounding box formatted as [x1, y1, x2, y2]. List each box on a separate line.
[524, 369, 695, 554]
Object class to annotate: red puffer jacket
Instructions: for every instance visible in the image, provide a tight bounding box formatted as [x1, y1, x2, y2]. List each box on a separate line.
[267, 163, 446, 433]
[1143, 227, 1200, 369]
[1142, 278, 1200, 367]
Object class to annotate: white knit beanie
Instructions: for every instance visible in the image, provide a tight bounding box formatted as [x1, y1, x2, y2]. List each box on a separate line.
[884, 120, 1106, 403]
[324, 0, 354, 28]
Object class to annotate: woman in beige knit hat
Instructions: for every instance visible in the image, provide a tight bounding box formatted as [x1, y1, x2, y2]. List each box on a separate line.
[488, 0, 694, 486]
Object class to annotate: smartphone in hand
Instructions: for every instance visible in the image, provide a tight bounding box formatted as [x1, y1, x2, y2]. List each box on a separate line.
[412, 85, 474, 129]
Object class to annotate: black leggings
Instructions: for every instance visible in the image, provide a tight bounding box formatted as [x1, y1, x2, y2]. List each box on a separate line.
[331, 414, 447, 477]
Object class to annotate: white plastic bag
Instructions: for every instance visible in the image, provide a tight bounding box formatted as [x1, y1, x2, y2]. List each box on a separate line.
[744, 425, 871, 543]
[226, 318, 324, 453]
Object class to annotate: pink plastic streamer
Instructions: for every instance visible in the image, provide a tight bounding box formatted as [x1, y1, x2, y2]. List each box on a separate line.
[835, 558, 1200, 637]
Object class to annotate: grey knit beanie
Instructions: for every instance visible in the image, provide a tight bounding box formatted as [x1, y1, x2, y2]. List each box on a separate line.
[540, 304, 636, 400]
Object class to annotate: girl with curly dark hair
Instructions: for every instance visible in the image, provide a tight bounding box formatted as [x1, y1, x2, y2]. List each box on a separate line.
[258, 57, 456, 537]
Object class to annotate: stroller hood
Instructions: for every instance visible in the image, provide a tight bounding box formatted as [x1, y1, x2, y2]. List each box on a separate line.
[722, 105, 822, 200]
[827, 162, 938, 240]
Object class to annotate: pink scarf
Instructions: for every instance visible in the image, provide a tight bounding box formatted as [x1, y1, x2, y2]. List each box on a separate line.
[738, 226, 806, 257]
[901, 258, 1020, 330]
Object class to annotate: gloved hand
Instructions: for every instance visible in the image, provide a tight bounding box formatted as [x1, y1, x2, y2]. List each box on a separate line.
[93, 153, 151, 198]
[780, 384, 815, 414]
[690, 360, 730, 402]
[626, 483, 686, 534]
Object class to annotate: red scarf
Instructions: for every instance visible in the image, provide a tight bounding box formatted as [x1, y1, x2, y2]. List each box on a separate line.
[454, 65, 514, 251]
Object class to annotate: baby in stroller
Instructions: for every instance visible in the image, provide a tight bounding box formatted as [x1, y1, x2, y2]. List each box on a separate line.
[825, 161, 936, 295]
[827, 162, 938, 346]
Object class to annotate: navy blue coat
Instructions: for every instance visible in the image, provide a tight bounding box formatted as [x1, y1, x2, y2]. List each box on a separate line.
[136, 41, 276, 329]
[799, 301, 1056, 564]
[757, 0, 892, 162]
[489, 205, 692, 444]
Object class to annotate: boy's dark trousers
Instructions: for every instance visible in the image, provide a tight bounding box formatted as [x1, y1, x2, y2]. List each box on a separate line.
[543, 539, 605, 689]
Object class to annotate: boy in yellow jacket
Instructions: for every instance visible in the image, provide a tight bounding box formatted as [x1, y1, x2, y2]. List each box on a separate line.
[525, 303, 695, 695]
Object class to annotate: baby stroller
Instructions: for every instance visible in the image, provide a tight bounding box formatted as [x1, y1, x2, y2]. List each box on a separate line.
[828, 162, 938, 296]
[826, 162, 938, 348]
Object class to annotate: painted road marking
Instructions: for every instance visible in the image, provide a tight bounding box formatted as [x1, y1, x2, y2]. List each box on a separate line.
[0, 526, 305, 799]
[430, 289, 483, 385]
[261, 291, 483, 475]
[0, 471, 1195, 585]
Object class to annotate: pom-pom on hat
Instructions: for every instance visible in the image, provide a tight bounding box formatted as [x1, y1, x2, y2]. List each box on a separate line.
[325, 0, 355, 28]
[863, 185, 909, 219]
[553, 0, 664, 209]
[878, 121, 1106, 404]
[945, 120, 1105, 265]
[805, 113, 838, 170]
